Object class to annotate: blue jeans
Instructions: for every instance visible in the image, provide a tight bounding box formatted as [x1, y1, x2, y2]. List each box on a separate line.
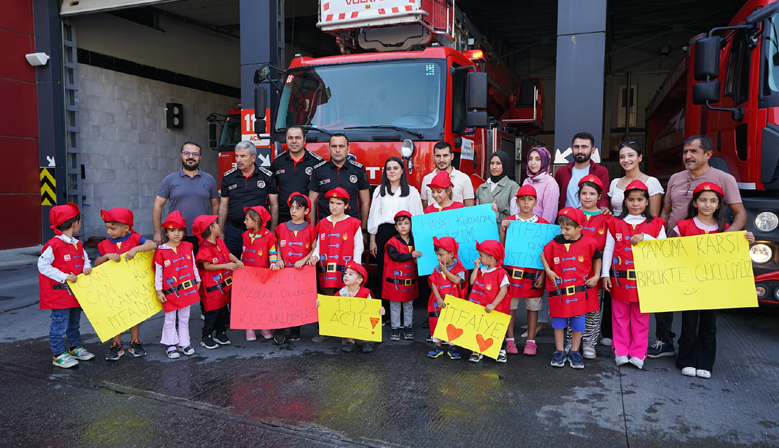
[50, 308, 83, 356]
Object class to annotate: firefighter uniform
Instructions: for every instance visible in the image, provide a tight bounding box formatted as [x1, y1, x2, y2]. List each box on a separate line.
[221, 165, 278, 256]
[308, 159, 370, 221]
[154, 241, 200, 313]
[542, 234, 602, 317]
[271, 149, 323, 223]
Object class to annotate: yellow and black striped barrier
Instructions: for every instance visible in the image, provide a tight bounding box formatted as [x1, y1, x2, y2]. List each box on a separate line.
[40, 167, 56, 206]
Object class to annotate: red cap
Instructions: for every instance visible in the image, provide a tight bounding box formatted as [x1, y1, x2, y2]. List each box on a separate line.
[475, 240, 504, 267]
[515, 185, 537, 198]
[192, 215, 218, 240]
[49, 202, 80, 236]
[693, 182, 724, 196]
[625, 179, 649, 192]
[325, 187, 350, 202]
[558, 206, 585, 226]
[427, 170, 453, 189]
[244, 205, 271, 231]
[100, 208, 135, 233]
[433, 236, 459, 256]
[345, 260, 368, 281]
[578, 174, 603, 190]
[287, 191, 312, 210]
[394, 210, 412, 221]
[161, 210, 186, 231]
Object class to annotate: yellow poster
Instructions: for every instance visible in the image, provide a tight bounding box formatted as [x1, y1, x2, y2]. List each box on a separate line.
[68, 250, 162, 342]
[317, 294, 383, 342]
[632, 231, 757, 313]
[432, 294, 511, 359]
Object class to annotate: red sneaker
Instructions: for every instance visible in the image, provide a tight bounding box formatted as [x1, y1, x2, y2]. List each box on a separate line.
[523, 341, 538, 356]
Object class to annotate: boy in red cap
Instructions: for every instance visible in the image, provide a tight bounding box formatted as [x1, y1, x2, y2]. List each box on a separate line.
[193, 214, 244, 349]
[427, 236, 467, 360]
[241, 205, 278, 342]
[330, 260, 385, 353]
[424, 171, 465, 213]
[467, 240, 510, 363]
[383, 211, 422, 342]
[310, 187, 363, 342]
[154, 210, 201, 359]
[38, 202, 95, 368]
[542, 207, 602, 369]
[96, 207, 157, 360]
[274, 192, 318, 343]
[500, 184, 549, 356]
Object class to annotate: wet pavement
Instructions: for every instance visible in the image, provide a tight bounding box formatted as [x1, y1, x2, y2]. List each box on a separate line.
[2, 256, 779, 447]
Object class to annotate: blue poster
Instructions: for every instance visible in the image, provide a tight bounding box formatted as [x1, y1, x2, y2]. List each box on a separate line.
[503, 221, 561, 269]
[412, 204, 500, 275]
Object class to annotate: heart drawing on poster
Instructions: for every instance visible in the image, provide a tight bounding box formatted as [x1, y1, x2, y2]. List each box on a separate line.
[476, 334, 493, 352]
[446, 324, 463, 341]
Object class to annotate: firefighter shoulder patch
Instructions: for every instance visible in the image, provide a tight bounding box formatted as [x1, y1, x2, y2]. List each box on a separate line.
[348, 159, 364, 169]
[223, 167, 237, 177]
[308, 150, 323, 161]
[259, 166, 274, 177]
[313, 160, 327, 170]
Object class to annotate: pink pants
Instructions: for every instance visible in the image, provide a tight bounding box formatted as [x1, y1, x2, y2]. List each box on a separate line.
[160, 306, 191, 348]
[611, 299, 649, 359]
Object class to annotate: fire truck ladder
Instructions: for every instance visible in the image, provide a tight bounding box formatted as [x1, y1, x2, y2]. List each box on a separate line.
[62, 20, 83, 232]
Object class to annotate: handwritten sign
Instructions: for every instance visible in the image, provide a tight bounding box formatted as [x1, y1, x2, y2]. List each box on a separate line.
[412, 204, 500, 275]
[230, 265, 318, 329]
[317, 294, 383, 342]
[632, 232, 757, 312]
[504, 221, 561, 269]
[68, 251, 162, 342]
[432, 294, 511, 359]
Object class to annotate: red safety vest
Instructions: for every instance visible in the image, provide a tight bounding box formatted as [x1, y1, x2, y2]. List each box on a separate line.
[97, 232, 143, 256]
[241, 229, 276, 268]
[382, 236, 418, 302]
[580, 211, 612, 300]
[427, 260, 468, 337]
[315, 216, 361, 289]
[468, 267, 510, 315]
[675, 218, 728, 236]
[196, 238, 233, 311]
[423, 201, 465, 214]
[608, 218, 666, 303]
[503, 216, 549, 299]
[543, 236, 600, 317]
[334, 286, 373, 299]
[154, 242, 200, 312]
[275, 222, 316, 265]
[38, 237, 86, 310]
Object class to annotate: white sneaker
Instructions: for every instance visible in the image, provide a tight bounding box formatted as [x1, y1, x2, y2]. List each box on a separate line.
[681, 367, 696, 377]
[246, 330, 257, 341]
[69, 345, 95, 361]
[600, 338, 612, 347]
[582, 344, 597, 359]
[696, 369, 711, 379]
[629, 356, 644, 370]
[615, 355, 629, 366]
[53, 352, 79, 368]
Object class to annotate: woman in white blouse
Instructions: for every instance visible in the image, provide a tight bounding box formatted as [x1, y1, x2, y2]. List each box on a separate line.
[608, 141, 664, 217]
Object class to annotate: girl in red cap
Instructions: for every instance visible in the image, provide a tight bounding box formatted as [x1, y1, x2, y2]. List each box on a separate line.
[241, 205, 278, 342]
[601, 180, 667, 370]
[467, 240, 510, 363]
[427, 237, 467, 360]
[383, 211, 422, 342]
[96, 207, 157, 361]
[38, 202, 95, 368]
[330, 260, 385, 353]
[154, 210, 201, 359]
[424, 171, 465, 213]
[672, 182, 754, 379]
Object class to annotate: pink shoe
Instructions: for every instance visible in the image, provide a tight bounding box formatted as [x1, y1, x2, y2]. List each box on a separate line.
[260, 329, 273, 340]
[506, 340, 519, 354]
[246, 330, 257, 341]
[523, 341, 537, 356]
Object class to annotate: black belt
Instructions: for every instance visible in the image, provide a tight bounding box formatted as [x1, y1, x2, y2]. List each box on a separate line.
[319, 263, 346, 274]
[53, 284, 73, 294]
[385, 277, 417, 286]
[549, 285, 587, 297]
[206, 277, 232, 292]
[610, 269, 636, 280]
[509, 268, 539, 281]
[163, 280, 195, 296]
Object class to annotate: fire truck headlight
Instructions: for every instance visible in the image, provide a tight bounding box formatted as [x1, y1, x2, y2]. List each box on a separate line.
[755, 212, 778, 232]
[750, 244, 772, 263]
[401, 139, 414, 159]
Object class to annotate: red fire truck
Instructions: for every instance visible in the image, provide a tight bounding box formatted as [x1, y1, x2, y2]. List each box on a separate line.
[646, 0, 779, 304]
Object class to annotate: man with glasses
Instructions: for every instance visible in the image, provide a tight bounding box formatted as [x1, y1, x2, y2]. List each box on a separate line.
[650, 134, 747, 358]
[153, 141, 219, 252]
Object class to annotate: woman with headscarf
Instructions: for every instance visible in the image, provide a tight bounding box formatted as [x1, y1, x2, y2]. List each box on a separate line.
[475, 151, 520, 228]
[512, 146, 560, 223]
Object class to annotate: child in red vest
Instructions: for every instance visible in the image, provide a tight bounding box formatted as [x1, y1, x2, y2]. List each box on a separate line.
[241, 204, 278, 342]
[427, 236, 467, 360]
[500, 184, 548, 356]
[194, 215, 244, 349]
[467, 240, 510, 363]
[154, 211, 201, 359]
[96, 207, 157, 361]
[601, 180, 666, 369]
[333, 261, 385, 353]
[542, 207, 602, 369]
[274, 192, 318, 343]
[424, 171, 465, 213]
[672, 182, 754, 379]
[384, 211, 421, 342]
[38, 202, 95, 368]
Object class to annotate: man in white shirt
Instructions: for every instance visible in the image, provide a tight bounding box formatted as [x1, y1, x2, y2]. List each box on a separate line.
[420, 142, 475, 208]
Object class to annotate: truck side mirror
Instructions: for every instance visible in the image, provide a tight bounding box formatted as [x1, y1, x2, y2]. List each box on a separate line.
[692, 80, 720, 105]
[254, 87, 267, 120]
[465, 111, 488, 127]
[466, 72, 488, 110]
[693, 37, 721, 81]
[209, 122, 218, 149]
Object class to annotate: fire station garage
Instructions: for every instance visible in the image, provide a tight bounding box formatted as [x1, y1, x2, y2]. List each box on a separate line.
[0, 0, 758, 250]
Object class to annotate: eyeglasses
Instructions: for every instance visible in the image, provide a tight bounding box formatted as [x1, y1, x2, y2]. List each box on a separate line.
[182, 151, 201, 157]
[684, 177, 692, 196]
[618, 141, 637, 149]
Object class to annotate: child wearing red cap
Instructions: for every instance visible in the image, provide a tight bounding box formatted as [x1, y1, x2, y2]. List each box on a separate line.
[383, 211, 422, 342]
[329, 261, 385, 353]
[424, 171, 465, 213]
[601, 180, 666, 369]
[194, 215, 244, 349]
[241, 205, 278, 342]
[467, 240, 510, 363]
[38, 202, 95, 368]
[427, 237, 467, 360]
[500, 184, 549, 356]
[672, 182, 754, 379]
[310, 187, 363, 342]
[542, 207, 602, 369]
[96, 208, 157, 361]
[154, 210, 201, 359]
[273, 192, 318, 343]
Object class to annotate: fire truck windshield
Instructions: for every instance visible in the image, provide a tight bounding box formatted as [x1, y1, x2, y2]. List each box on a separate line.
[220, 114, 242, 148]
[768, 13, 779, 92]
[274, 60, 444, 134]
